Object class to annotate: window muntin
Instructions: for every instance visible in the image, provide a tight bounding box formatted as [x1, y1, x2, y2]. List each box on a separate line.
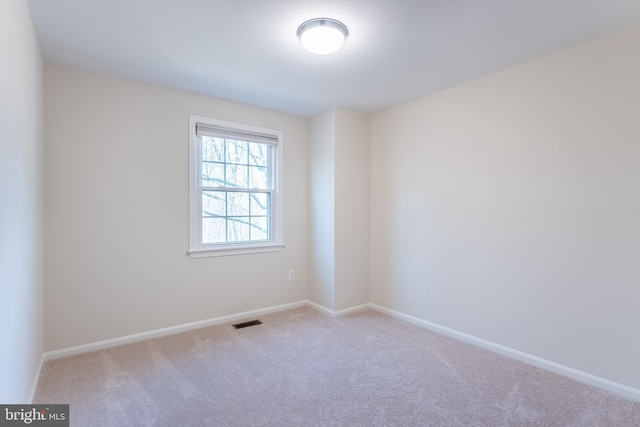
[189, 116, 284, 257]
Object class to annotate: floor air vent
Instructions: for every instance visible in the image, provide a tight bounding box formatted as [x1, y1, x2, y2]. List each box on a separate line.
[232, 319, 263, 329]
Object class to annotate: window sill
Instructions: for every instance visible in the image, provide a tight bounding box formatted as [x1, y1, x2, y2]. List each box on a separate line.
[188, 243, 285, 258]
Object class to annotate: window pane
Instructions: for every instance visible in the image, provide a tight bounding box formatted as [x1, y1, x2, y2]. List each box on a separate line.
[225, 140, 248, 164]
[227, 217, 250, 242]
[250, 193, 269, 216]
[249, 166, 268, 189]
[225, 164, 249, 188]
[202, 217, 226, 244]
[250, 217, 269, 241]
[202, 191, 225, 217]
[202, 162, 224, 187]
[249, 143, 268, 166]
[227, 192, 249, 216]
[202, 137, 224, 162]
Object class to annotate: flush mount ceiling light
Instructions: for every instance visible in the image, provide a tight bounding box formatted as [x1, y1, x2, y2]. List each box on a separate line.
[297, 18, 349, 55]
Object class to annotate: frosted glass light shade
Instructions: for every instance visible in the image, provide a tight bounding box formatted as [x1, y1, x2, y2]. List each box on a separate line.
[297, 18, 349, 55]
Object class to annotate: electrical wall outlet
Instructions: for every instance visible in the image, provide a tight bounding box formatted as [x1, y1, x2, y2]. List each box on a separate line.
[288, 270, 295, 282]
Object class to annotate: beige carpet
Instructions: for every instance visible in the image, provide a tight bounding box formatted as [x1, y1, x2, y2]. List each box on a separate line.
[35, 307, 640, 426]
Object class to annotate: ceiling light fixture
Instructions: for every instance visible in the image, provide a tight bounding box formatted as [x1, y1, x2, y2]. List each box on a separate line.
[297, 18, 349, 55]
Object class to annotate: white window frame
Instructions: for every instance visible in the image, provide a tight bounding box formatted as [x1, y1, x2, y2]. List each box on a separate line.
[188, 115, 284, 258]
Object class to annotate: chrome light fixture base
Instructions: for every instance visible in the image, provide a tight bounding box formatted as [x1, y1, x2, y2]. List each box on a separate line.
[297, 18, 349, 55]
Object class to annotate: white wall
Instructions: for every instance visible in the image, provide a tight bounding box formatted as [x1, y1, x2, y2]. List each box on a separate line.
[308, 108, 370, 312]
[308, 110, 336, 310]
[44, 65, 308, 351]
[334, 108, 370, 311]
[0, 0, 44, 403]
[370, 25, 640, 390]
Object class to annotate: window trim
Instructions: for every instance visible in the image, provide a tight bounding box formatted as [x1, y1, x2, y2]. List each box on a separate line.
[188, 115, 284, 258]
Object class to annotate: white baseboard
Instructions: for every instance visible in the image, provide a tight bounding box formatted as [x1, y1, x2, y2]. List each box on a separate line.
[43, 300, 308, 361]
[28, 353, 45, 403]
[369, 303, 640, 403]
[307, 301, 370, 317]
[334, 303, 370, 317]
[306, 301, 335, 316]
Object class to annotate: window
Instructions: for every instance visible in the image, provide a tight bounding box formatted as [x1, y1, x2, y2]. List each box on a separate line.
[188, 115, 284, 257]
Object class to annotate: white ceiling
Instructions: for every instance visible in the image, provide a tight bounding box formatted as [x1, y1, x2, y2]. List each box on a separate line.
[26, 0, 640, 117]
